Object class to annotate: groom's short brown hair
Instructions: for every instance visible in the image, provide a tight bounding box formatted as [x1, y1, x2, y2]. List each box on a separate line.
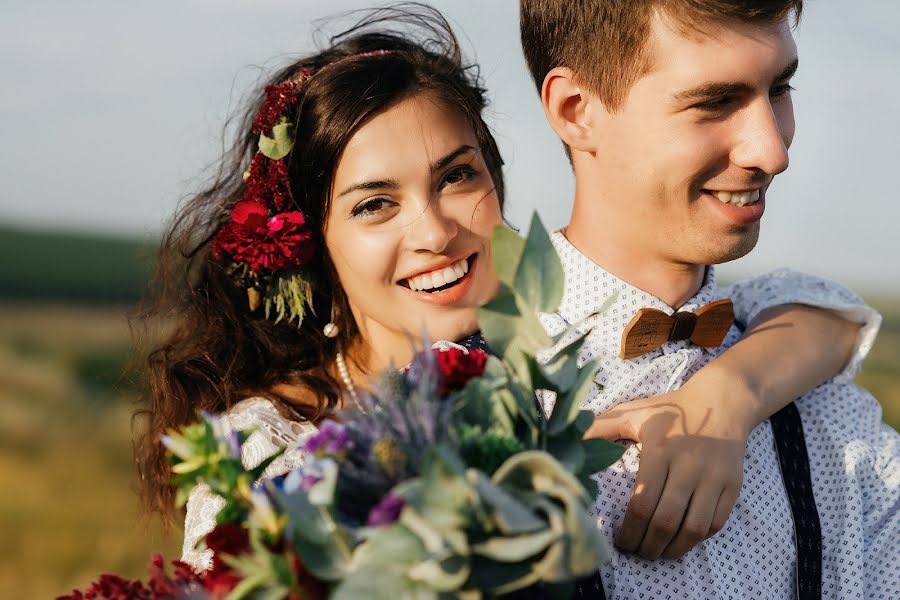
[520, 0, 803, 112]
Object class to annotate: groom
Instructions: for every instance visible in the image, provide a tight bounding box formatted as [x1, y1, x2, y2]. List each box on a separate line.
[519, 1, 899, 598]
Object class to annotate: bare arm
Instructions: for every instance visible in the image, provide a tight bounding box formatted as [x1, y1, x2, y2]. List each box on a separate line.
[585, 304, 859, 559]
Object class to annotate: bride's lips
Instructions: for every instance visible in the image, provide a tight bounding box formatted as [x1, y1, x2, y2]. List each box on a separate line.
[400, 255, 478, 305]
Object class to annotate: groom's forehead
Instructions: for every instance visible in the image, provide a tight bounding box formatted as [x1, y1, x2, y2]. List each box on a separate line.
[631, 14, 798, 92]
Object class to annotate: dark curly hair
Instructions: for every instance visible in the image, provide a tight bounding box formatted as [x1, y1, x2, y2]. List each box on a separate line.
[133, 3, 505, 525]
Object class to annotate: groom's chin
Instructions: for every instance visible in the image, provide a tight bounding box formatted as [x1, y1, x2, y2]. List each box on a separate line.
[703, 225, 761, 265]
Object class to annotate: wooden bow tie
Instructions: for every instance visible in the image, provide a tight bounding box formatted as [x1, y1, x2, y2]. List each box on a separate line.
[619, 298, 734, 360]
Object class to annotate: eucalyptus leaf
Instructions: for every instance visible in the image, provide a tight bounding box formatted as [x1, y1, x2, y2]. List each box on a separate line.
[477, 285, 520, 356]
[582, 437, 625, 474]
[468, 470, 545, 534]
[407, 554, 470, 592]
[512, 294, 555, 354]
[546, 361, 598, 435]
[471, 529, 558, 561]
[466, 555, 540, 596]
[275, 490, 353, 580]
[546, 434, 586, 475]
[331, 567, 435, 600]
[538, 328, 592, 393]
[491, 225, 525, 287]
[258, 118, 295, 160]
[575, 410, 594, 434]
[513, 214, 564, 313]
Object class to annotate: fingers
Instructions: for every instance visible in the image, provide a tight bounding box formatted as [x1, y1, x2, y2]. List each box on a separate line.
[710, 478, 742, 538]
[660, 483, 720, 559]
[661, 475, 742, 559]
[583, 412, 626, 441]
[613, 452, 669, 554]
[634, 476, 695, 560]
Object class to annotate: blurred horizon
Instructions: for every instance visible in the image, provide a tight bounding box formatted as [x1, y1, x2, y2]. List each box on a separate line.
[1, 1, 900, 293]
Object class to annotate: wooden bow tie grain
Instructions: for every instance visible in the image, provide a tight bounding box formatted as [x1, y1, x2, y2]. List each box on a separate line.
[619, 298, 734, 360]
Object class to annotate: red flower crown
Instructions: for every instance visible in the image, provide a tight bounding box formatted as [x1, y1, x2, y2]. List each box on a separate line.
[212, 50, 393, 328]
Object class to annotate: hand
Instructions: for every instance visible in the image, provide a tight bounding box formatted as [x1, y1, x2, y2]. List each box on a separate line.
[583, 374, 755, 560]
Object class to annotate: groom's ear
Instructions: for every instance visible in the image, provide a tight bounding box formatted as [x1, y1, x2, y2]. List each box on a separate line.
[541, 67, 600, 154]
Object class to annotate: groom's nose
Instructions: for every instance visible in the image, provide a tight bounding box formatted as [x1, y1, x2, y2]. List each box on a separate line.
[730, 97, 792, 176]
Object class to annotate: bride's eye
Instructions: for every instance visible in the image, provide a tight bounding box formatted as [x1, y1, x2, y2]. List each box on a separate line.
[440, 164, 478, 189]
[351, 197, 395, 220]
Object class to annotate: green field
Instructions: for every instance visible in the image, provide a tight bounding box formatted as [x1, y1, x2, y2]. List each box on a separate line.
[0, 227, 897, 597]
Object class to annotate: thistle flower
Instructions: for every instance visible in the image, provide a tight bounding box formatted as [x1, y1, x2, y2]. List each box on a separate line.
[366, 494, 405, 527]
[303, 420, 353, 457]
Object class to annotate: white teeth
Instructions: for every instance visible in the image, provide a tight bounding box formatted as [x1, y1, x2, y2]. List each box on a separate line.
[712, 189, 760, 206]
[403, 257, 470, 292]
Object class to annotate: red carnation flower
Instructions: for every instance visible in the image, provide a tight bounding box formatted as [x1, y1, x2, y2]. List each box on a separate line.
[213, 200, 315, 273]
[435, 348, 489, 395]
[245, 154, 294, 212]
[204, 569, 243, 599]
[56, 573, 151, 600]
[205, 523, 250, 574]
[253, 79, 305, 135]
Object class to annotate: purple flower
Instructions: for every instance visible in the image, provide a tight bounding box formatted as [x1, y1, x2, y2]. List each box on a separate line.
[299, 472, 323, 492]
[226, 430, 242, 459]
[304, 420, 353, 456]
[366, 494, 405, 527]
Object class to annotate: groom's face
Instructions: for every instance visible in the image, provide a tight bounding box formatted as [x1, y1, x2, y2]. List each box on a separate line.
[588, 14, 797, 266]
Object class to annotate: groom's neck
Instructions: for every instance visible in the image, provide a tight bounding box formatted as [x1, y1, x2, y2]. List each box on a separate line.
[566, 193, 706, 309]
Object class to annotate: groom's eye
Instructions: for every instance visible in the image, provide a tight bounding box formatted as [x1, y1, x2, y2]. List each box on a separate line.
[695, 96, 738, 113]
[770, 83, 796, 101]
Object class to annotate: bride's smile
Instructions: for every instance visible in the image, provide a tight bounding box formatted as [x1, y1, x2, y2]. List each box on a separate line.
[325, 93, 502, 364]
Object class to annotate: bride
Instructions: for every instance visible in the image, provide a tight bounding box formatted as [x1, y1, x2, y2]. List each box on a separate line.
[134, 5, 870, 574]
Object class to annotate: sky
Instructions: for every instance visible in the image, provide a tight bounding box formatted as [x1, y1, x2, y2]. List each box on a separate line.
[1, 1, 898, 295]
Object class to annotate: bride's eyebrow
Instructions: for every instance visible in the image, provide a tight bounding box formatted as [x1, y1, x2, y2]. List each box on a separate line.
[431, 145, 476, 173]
[336, 145, 477, 198]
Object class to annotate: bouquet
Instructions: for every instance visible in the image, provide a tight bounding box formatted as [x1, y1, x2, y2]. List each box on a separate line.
[60, 216, 622, 599]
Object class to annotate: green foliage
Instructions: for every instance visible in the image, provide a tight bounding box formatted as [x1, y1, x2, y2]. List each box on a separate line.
[258, 118, 295, 160]
[264, 271, 314, 327]
[514, 215, 564, 313]
[0, 226, 155, 303]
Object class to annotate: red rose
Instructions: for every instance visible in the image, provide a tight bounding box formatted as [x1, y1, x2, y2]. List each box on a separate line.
[213, 201, 314, 273]
[435, 348, 489, 395]
[205, 523, 250, 557]
[205, 523, 250, 578]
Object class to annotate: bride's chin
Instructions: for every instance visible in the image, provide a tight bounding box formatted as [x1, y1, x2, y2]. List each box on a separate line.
[425, 314, 480, 344]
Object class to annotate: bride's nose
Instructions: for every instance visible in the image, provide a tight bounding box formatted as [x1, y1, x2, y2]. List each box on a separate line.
[404, 198, 458, 254]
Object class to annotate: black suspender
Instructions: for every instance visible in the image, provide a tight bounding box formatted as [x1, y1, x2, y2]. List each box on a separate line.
[770, 402, 823, 600]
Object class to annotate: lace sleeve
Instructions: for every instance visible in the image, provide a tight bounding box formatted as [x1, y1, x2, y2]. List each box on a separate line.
[180, 397, 317, 572]
[725, 268, 882, 383]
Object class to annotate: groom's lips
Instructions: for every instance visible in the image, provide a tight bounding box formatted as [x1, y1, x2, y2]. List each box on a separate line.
[402, 255, 478, 306]
[702, 187, 767, 226]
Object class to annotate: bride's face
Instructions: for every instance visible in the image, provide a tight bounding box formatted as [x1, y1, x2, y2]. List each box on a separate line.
[325, 94, 502, 365]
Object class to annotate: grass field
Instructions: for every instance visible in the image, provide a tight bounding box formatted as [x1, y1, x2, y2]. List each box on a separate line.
[0, 299, 897, 598]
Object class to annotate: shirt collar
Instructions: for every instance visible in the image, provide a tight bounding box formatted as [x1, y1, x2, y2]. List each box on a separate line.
[548, 229, 725, 353]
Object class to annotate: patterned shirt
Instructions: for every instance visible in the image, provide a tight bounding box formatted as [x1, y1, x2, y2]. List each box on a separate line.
[540, 230, 899, 600]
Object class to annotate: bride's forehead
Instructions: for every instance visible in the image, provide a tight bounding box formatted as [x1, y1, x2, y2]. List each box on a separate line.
[342, 96, 474, 158]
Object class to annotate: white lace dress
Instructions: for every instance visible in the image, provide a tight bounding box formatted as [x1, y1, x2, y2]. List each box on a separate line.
[180, 269, 880, 574]
[181, 397, 319, 571]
